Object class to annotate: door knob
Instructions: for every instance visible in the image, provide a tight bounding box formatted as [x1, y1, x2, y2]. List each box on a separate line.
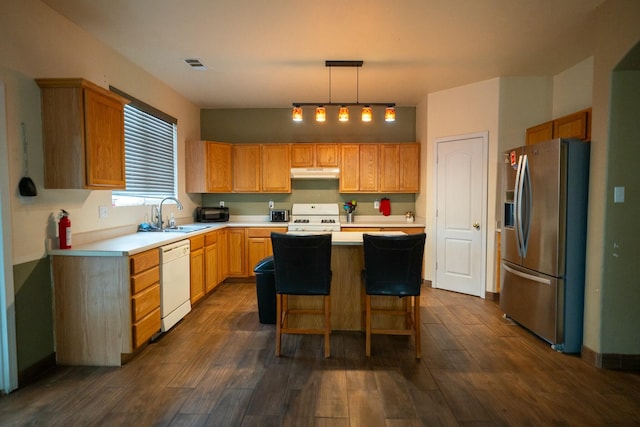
[473, 222, 480, 229]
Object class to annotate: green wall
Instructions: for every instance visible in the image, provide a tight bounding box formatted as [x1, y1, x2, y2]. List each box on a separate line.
[201, 107, 416, 143]
[601, 69, 640, 353]
[13, 258, 54, 378]
[202, 180, 416, 217]
[200, 107, 418, 216]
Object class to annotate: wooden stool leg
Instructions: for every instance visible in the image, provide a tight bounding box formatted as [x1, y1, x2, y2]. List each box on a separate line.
[324, 295, 331, 358]
[365, 294, 372, 357]
[414, 295, 421, 359]
[276, 294, 282, 357]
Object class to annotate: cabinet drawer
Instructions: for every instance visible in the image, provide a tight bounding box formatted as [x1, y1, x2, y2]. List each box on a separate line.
[132, 283, 160, 321]
[130, 249, 159, 274]
[190, 234, 205, 250]
[205, 231, 218, 245]
[130, 266, 159, 294]
[247, 228, 286, 238]
[132, 307, 160, 349]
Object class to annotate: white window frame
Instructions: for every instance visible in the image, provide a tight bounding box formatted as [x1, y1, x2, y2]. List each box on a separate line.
[110, 87, 178, 206]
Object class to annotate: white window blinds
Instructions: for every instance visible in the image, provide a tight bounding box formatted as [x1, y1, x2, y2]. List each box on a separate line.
[111, 87, 177, 199]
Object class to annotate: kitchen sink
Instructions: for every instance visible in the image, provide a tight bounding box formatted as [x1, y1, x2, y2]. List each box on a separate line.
[138, 224, 213, 233]
[162, 225, 212, 233]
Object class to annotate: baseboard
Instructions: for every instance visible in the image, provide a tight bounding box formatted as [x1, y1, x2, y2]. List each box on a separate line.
[485, 291, 500, 301]
[581, 345, 640, 370]
[18, 353, 56, 387]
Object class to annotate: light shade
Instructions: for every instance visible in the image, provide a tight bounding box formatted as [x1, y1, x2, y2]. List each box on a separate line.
[315, 106, 326, 122]
[292, 106, 303, 122]
[338, 106, 349, 122]
[361, 106, 373, 122]
[385, 106, 396, 122]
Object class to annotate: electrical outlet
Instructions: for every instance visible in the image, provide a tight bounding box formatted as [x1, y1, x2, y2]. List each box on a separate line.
[219, 201, 225, 207]
[269, 200, 274, 209]
[374, 200, 380, 209]
[98, 205, 108, 219]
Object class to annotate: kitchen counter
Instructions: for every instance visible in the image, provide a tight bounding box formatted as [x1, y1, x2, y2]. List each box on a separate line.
[48, 215, 423, 257]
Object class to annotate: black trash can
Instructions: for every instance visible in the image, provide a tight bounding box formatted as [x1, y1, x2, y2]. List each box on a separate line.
[254, 256, 276, 324]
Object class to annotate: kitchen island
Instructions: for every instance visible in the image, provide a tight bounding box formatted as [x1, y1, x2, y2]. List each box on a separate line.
[285, 231, 411, 331]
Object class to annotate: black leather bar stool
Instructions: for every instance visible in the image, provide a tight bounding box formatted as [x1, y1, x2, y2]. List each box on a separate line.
[271, 232, 332, 358]
[362, 233, 426, 358]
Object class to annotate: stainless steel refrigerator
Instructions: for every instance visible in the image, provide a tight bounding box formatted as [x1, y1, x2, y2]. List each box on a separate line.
[500, 138, 590, 353]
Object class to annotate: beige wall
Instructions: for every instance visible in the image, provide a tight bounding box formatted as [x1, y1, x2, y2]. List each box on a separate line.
[423, 78, 501, 290]
[553, 57, 594, 118]
[1, 0, 201, 265]
[0, 0, 200, 375]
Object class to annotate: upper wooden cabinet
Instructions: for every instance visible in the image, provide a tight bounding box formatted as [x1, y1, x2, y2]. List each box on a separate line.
[526, 108, 591, 145]
[291, 143, 339, 167]
[262, 144, 291, 192]
[186, 141, 232, 193]
[36, 78, 129, 189]
[232, 144, 290, 193]
[379, 144, 420, 193]
[340, 143, 420, 193]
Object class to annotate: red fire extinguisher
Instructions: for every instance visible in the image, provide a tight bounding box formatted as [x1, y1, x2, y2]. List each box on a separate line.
[58, 209, 72, 249]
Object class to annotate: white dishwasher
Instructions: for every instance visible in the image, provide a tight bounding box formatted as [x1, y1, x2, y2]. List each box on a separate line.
[159, 239, 191, 332]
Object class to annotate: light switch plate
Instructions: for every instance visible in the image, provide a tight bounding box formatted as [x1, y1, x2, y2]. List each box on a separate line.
[614, 186, 625, 203]
[374, 200, 380, 209]
[98, 205, 108, 219]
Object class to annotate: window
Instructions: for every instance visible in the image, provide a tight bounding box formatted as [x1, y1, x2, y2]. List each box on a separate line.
[110, 87, 177, 206]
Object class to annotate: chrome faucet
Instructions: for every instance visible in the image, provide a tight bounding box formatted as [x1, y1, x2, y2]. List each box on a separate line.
[157, 197, 183, 230]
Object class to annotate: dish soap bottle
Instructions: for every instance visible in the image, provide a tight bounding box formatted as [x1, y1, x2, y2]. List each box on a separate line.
[169, 212, 176, 228]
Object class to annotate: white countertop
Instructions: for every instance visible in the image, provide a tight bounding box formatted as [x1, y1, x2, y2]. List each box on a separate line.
[48, 216, 421, 257]
[283, 230, 407, 245]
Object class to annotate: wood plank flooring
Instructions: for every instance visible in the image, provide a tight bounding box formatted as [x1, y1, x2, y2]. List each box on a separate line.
[1, 282, 639, 426]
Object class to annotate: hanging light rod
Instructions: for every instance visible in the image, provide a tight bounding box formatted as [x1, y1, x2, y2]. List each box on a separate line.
[324, 60, 363, 67]
[292, 60, 396, 122]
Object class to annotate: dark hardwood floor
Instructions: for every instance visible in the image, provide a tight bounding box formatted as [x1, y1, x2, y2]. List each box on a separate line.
[1, 282, 639, 426]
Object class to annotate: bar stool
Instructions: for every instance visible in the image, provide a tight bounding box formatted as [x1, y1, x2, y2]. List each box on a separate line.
[362, 233, 426, 358]
[271, 232, 332, 358]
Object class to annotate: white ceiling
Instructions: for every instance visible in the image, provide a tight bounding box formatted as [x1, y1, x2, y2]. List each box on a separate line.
[42, 0, 604, 109]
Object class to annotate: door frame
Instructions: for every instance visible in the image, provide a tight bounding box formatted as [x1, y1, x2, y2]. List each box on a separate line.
[433, 131, 489, 298]
[0, 82, 19, 393]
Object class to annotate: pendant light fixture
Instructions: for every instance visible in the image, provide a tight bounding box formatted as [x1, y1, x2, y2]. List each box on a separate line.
[338, 105, 349, 122]
[292, 60, 396, 123]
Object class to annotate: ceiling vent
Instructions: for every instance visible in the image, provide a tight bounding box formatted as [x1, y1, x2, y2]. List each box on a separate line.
[184, 58, 208, 70]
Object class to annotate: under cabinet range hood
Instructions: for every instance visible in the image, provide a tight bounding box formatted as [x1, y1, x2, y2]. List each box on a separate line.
[290, 167, 340, 179]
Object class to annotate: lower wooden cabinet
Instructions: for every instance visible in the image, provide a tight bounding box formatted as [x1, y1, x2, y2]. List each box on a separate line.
[247, 227, 286, 277]
[51, 247, 161, 366]
[189, 234, 205, 304]
[129, 249, 161, 350]
[204, 231, 219, 293]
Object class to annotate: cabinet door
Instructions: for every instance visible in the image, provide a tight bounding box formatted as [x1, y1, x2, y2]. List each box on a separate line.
[291, 144, 314, 167]
[399, 143, 420, 192]
[379, 144, 400, 192]
[227, 228, 247, 277]
[189, 247, 205, 304]
[204, 241, 219, 293]
[247, 237, 271, 277]
[206, 142, 232, 192]
[526, 121, 553, 145]
[83, 88, 126, 188]
[262, 144, 291, 192]
[316, 144, 339, 167]
[233, 145, 261, 192]
[359, 144, 378, 192]
[217, 229, 229, 284]
[553, 109, 590, 141]
[339, 144, 360, 192]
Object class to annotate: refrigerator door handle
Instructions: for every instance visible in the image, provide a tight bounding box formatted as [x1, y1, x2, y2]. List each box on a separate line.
[521, 154, 532, 257]
[514, 154, 525, 256]
[503, 264, 551, 286]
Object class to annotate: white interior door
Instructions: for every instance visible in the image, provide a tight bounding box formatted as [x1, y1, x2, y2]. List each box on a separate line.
[435, 133, 487, 297]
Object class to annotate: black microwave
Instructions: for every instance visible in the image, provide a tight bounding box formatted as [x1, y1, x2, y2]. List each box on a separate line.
[195, 206, 229, 222]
